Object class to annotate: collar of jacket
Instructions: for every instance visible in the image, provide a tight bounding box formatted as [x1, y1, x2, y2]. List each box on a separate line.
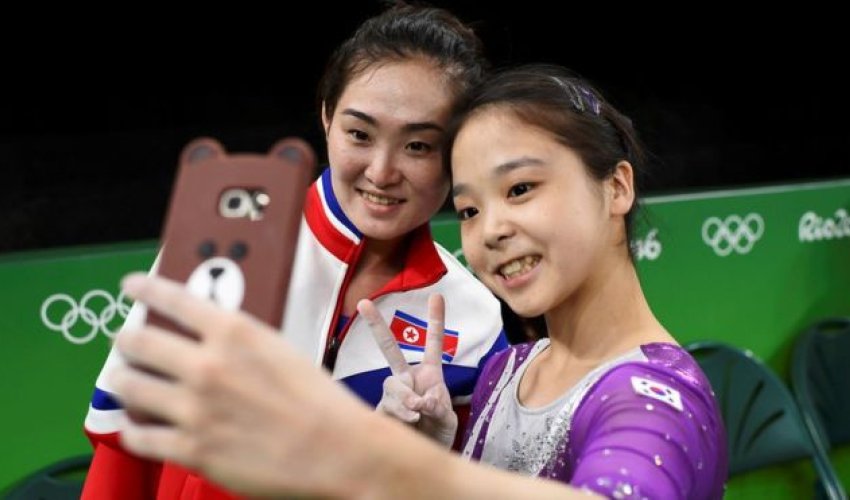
[304, 167, 447, 295]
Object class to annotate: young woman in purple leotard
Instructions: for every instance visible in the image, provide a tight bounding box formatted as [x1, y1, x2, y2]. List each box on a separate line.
[365, 64, 728, 499]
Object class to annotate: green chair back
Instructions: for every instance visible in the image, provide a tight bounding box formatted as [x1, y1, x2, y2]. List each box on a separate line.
[792, 317, 850, 450]
[2, 454, 90, 500]
[686, 341, 846, 500]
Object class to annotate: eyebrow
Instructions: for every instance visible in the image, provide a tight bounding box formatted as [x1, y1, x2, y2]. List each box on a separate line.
[452, 157, 545, 197]
[341, 108, 444, 133]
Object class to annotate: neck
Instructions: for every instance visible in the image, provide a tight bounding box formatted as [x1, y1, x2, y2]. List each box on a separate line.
[543, 248, 668, 364]
[356, 235, 408, 276]
[341, 234, 410, 316]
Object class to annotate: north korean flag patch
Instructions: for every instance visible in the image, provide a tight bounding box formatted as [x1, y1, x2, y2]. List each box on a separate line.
[389, 310, 459, 362]
[630, 376, 683, 411]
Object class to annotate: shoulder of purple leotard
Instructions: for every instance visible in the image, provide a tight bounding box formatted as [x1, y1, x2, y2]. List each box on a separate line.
[639, 342, 714, 389]
[568, 343, 727, 498]
[483, 341, 537, 382]
[470, 341, 537, 409]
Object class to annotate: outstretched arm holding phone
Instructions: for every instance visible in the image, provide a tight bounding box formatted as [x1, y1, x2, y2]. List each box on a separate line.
[111, 273, 597, 499]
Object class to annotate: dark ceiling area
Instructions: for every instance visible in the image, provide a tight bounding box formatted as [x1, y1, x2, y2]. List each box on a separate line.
[1, 2, 846, 253]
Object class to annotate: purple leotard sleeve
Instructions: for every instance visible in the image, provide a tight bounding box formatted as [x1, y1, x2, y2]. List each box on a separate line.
[569, 344, 727, 499]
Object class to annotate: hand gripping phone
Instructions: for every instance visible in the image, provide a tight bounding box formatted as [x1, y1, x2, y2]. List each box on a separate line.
[146, 136, 315, 335]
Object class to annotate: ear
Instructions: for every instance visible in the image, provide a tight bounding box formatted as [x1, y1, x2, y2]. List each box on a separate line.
[181, 137, 226, 166]
[607, 160, 635, 216]
[320, 101, 331, 136]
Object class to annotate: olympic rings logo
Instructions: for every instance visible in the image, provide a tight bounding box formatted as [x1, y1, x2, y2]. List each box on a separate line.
[40, 290, 133, 344]
[701, 213, 764, 256]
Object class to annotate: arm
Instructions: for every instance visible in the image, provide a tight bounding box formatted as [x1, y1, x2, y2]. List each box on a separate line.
[366, 417, 606, 500]
[111, 274, 604, 499]
[568, 362, 726, 499]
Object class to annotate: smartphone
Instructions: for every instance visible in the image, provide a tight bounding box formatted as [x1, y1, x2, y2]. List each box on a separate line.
[146, 136, 315, 336]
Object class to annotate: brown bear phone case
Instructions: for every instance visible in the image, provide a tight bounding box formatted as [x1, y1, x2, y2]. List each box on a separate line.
[147, 137, 315, 335]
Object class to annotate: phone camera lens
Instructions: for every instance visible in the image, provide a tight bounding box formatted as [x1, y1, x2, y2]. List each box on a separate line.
[220, 189, 251, 218]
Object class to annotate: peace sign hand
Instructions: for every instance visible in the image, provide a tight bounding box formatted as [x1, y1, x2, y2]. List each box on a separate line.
[357, 294, 458, 448]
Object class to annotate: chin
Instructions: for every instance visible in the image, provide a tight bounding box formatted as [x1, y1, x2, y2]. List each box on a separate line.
[358, 221, 412, 241]
[501, 295, 548, 319]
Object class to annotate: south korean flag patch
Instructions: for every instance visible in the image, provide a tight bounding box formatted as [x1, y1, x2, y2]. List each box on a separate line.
[631, 376, 683, 412]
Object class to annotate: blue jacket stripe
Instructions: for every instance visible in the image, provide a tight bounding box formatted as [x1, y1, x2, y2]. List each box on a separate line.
[320, 168, 362, 239]
[91, 387, 122, 411]
[340, 364, 480, 407]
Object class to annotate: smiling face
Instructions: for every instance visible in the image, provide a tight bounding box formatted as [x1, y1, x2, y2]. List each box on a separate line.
[451, 107, 622, 317]
[322, 57, 453, 242]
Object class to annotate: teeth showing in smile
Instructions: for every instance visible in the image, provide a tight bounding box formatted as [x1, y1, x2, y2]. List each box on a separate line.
[360, 190, 401, 206]
[498, 255, 540, 279]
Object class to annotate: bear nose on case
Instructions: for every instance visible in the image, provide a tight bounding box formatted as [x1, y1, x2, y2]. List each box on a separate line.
[210, 267, 225, 279]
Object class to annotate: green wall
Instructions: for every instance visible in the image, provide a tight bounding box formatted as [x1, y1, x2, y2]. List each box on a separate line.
[2, 178, 849, 496]
[0, 242, 156, 491]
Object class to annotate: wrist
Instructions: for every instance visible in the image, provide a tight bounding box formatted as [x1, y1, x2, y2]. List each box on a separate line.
[356, 413, 451, 500]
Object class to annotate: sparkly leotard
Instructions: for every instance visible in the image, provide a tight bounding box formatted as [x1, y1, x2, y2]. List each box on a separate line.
[462, 340, 727, 499]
